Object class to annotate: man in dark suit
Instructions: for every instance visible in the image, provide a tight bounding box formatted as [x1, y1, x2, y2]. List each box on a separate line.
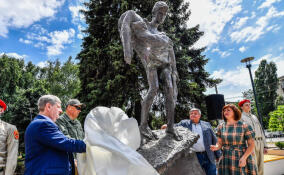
[176, 108, 221, 175]
[24, 95, 86, 175]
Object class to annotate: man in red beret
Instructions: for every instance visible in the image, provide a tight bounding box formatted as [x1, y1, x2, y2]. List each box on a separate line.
[238, 99, 267, 175]
[0, 99, 19, 175]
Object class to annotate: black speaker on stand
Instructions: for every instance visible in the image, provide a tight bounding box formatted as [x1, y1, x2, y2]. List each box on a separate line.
[205, 94, 225, 120]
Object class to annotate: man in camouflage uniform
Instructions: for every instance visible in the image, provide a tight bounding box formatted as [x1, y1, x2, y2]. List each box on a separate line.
[0, 99, 19, 175]
[56, 99, 84, 153]
[239, 99, 267, 175]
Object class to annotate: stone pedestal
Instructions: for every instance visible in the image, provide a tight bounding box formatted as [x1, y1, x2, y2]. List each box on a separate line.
[138, 126, 205, 175]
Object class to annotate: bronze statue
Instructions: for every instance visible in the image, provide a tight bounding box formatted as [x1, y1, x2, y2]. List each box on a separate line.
[118, 1, 181, 142]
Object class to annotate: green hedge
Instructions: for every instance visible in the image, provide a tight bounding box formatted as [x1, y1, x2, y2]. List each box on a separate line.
[275, 142, 284, 150]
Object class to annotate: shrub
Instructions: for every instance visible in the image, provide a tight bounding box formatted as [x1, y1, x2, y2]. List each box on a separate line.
[275, 142, 284, 150]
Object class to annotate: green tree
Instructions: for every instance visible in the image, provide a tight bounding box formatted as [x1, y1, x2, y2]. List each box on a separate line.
[268, 105, 284, 131]
[40, 57, 81, 106]
[254, 60, 278, 128]
[10, 83, 48, 153]
[1, 55, 81, 173]
[0, 55, 45, 153]
[0, 55, 25, 121]
[0, 55, 80, 153]
[275, 96, 284, 106]
[77, 0, 219, 127]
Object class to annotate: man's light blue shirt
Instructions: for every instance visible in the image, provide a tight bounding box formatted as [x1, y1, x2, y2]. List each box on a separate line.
[191, 123, 205, 152]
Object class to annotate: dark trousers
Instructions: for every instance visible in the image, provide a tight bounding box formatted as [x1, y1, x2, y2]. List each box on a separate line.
[196, 152, 217, 175]
[68, 152, 75, 175]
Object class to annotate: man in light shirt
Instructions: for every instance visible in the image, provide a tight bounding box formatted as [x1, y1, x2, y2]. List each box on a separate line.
[239, 99, 267, 175]
[176, 108, 221, 175]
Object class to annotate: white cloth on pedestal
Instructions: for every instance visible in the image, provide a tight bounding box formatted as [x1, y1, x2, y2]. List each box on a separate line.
[77, 106, 159, 175]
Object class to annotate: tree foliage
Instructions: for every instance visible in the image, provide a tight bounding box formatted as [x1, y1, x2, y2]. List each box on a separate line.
[275, 96, 284, 107]
[268, 105, 284, 132]
[77, 0, 220, 127]
[275, 142, 284, 150]
[0, 55, 80, 153]
[254, 59, 278, 128]
[39, 57, 81, 106]
[242, 89, 257, 114]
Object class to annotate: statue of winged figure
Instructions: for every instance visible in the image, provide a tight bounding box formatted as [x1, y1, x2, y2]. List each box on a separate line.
[118, 1, 181, 142]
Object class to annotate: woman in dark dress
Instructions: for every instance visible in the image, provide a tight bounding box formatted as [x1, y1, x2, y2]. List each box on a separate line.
[210, 104, 257, 175]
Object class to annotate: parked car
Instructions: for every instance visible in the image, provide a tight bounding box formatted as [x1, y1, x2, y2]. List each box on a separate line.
[265, 131, 284, 138]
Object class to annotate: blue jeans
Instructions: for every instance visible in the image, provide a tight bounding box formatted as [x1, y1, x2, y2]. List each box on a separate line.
[196, 152, 217, 175]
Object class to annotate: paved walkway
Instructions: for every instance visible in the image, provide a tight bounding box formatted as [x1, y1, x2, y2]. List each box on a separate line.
[261, 138, 284, 174]
[264, 154, 284, 175]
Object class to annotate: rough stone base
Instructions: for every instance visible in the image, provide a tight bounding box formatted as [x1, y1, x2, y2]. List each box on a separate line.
[164, 151, 205, 175]
[138, 126, 205, 175]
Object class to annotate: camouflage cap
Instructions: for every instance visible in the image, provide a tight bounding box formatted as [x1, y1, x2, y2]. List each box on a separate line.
[66, 99, 84, 107]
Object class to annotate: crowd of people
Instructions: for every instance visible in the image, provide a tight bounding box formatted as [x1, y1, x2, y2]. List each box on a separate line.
[0, 96, 86, 175]
[162, 99, 267, 175]
[0, 95, 267, 175]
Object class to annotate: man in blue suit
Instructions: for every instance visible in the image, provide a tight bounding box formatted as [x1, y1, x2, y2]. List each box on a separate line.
[176, 108, 221, 175]
[24, 95, 86, 175]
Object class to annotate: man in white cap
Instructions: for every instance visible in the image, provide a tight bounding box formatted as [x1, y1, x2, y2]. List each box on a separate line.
[0, 99, 19, 175]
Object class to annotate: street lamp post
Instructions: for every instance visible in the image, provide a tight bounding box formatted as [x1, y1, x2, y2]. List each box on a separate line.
[241, 57, 263, 127]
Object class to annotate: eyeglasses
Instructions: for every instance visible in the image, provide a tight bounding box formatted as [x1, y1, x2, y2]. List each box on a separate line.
[71, 105, 81, 111]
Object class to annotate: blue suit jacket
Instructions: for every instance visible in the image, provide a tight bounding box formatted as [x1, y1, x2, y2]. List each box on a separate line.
[24, 115, 86, 175]
[177, 119, 221, 164]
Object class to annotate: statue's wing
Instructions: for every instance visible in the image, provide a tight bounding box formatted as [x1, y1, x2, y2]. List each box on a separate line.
[118, 11, 134, 64]
[118, 12, 127, 34]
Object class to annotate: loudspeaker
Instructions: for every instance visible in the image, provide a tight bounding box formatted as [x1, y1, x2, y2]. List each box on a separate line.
[205, 94, 225, 120]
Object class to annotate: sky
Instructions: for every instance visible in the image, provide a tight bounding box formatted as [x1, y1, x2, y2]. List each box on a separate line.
[0, 0, 283, 102]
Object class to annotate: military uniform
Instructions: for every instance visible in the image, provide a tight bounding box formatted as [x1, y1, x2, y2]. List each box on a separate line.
[0, 119, 19, 175]
[241, 112, 267, 175]
[56, 113, 84, 140]
[56, 112, 84, 172]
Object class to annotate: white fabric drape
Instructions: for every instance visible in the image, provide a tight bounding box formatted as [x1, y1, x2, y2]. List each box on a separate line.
[77, 106, 159, 175]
